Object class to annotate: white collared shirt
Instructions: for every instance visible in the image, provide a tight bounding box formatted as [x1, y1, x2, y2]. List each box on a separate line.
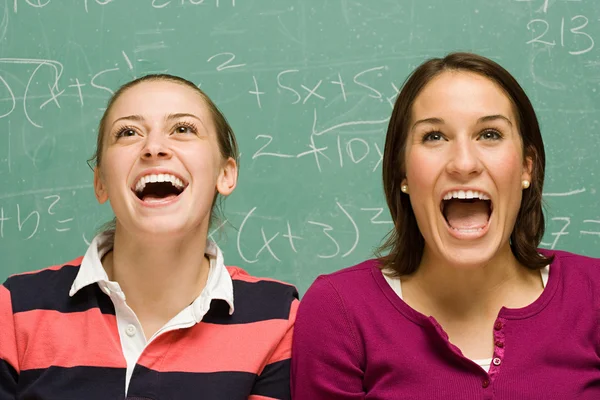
[69, 232, 235, 394]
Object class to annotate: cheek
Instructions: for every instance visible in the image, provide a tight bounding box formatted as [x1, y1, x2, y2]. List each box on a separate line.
[486, 149, 524, 185]
[405, 150, 441, 227]
[100, 153, 131, 191]
[181, 146, 221, 180]
[405, 149, 440, 186]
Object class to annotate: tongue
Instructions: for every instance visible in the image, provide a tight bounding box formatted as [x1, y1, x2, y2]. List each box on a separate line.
[142, 194, 178, 203]
[445, 200, 489, 229]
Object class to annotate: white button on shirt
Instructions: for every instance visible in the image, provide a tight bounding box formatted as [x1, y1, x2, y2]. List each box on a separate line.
[68, 232, 235, 395]
[125, 324, 137, 337]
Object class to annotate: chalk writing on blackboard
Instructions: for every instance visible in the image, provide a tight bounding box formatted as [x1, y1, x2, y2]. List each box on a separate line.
[518, 0, 596, 55]
[0, 194, 74, 240]
[12, 0, 236, 13]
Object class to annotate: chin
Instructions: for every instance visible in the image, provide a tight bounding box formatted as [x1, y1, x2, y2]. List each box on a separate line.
[437, 241, 503, 269]
[133, 218, 201, 239]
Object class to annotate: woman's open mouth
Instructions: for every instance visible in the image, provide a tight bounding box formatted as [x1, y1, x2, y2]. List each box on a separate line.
[132, 173, 188, 204]
[441, 190, 492, 237]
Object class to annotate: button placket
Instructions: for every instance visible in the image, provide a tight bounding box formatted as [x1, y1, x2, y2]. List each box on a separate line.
[488, 316, 507, 385]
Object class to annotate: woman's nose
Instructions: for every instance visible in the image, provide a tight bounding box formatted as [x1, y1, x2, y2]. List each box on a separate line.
[446, 139, 483, 177]
[141, 134, 172, 160]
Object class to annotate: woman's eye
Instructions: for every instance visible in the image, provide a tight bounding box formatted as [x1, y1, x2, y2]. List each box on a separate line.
[423, 131, 444, 142]
[116, 128, 137, 138]
[480, 130, 502, 140]
[174, 124, 196, 135]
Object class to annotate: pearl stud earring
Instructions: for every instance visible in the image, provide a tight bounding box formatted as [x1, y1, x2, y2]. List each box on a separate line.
[522, 180, 530, 189]
[401, 184, 408, 193]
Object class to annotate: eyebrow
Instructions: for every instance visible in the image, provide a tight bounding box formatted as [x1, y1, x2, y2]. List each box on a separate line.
[164, 113, 203, 122]
[477, 114, 513, 126]
[111, 114, 144, 127]
[411, 117, 444, 130]
[411, 114, 513, 130]
[110, 113, 204, 128]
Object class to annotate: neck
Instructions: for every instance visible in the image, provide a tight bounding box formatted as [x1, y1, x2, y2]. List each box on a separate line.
[403, 245, 543, 319]
[102, 226, 211, 335]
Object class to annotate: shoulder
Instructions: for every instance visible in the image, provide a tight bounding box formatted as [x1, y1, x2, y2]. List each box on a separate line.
[222, 266, 298, 323]
[3, 257, 83, 293]
[298, 259, 382, 322]
[293, 261, 381, 362]
[325, 258, 381, 280]
[303, 258, 381, 301]
[541, 249, 600, 277]
[541, 249, 600, 304]
[226, 266, 298, 300]
[2, 257, 85, 312]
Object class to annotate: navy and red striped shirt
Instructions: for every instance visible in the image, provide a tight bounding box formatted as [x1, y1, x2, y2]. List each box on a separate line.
[0, 240, 298, 400]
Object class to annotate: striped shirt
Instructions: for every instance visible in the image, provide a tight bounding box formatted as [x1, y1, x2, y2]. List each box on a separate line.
[0, 234, 298, 400]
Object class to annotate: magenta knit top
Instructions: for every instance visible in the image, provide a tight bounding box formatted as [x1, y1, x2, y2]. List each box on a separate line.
[291, 250, 600, 399]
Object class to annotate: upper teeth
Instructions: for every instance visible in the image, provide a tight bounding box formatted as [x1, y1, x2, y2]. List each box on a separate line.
[134, 174, 185, 193]
[443, 190, 490, 201]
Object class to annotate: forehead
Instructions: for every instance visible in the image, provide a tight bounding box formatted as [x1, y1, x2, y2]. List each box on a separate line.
[411, 71, 515, 121]
[106, 80, 211, 123]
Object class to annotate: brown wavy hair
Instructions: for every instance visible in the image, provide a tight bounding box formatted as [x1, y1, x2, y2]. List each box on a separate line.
[377, 52, 552, 276]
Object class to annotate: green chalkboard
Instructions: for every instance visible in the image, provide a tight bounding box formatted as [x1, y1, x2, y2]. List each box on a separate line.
[0, 0, 599, 294]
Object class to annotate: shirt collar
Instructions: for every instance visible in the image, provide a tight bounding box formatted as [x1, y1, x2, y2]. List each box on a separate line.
[69, 232, 113, 296]
[69, 232, 235, 318]
[198, 239, 235, 318]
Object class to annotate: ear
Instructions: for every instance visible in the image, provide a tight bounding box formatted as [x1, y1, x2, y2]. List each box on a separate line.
[522, 155, 533, 183]
[94, 167, 109, 204]
[216, 157, 238, 196]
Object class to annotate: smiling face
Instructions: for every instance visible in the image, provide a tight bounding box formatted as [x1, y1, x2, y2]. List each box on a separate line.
[93, 80, 237, 239]
[403, 71, 532, 268]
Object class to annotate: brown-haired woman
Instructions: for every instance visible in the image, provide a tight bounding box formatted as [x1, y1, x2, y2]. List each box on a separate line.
[291, 53, 600, 399]
[0, 74, 298, 400]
